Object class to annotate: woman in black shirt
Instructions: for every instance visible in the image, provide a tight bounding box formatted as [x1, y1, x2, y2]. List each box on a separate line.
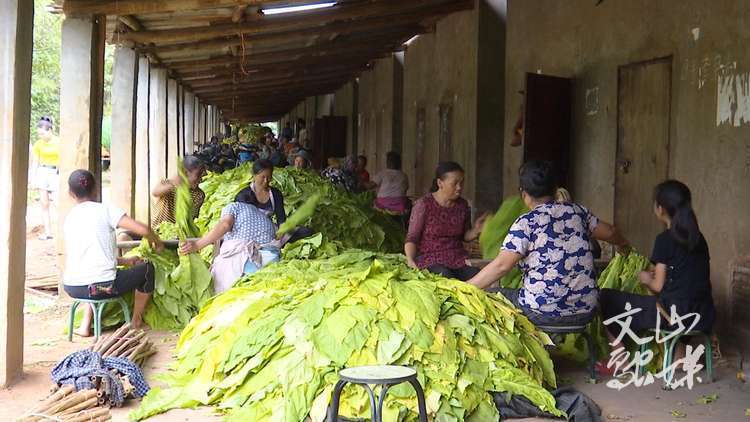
[600, 180, 715, 369]
[235, 159, 286, 225]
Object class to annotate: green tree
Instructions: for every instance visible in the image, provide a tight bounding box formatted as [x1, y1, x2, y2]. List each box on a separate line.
[31, 1, 114, 148]
[31, 0, 62, 144]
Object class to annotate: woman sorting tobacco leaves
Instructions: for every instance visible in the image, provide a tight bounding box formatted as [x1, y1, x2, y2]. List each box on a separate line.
[179, 191, 281, 294]
[404, 161, 488, 281]
[597, 180, 716, 375]
[63, 170, 163, 336]
[467, 160, 629, 327]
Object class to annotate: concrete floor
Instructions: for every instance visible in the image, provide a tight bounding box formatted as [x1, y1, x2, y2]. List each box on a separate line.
[1, 300, 748, 421]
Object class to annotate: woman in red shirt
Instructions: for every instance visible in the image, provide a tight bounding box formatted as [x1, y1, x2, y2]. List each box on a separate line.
[404, 162, 487, 281]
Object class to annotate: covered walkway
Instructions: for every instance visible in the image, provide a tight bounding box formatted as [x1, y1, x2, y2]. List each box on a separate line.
[2, 0, 750, 420]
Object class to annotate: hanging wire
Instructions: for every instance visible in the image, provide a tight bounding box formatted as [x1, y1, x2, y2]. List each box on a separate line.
[238, 32, 251, 76]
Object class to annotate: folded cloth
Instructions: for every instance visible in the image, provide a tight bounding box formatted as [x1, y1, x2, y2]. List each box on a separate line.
[493, 385, 602, 422]
[51, 349, 150, 406]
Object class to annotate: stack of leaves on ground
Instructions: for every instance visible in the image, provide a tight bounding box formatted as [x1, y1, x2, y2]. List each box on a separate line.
[555, 251, 655, 364]
[125, 161, 213, 331]
[131, 243, 563, 421]
[197, 164, 404, 252]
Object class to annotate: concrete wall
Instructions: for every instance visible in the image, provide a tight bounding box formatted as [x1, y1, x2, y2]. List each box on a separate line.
[505, 0, 750, 333]
[402, 8, 480, 201]
[276, 1, 506, 205]
[357, 54, 404, 174]
[333, 81, 357, 154]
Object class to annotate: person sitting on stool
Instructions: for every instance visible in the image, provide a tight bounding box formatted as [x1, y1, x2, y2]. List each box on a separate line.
[467, 160, 629, 327]
[63, 170, 163, 337]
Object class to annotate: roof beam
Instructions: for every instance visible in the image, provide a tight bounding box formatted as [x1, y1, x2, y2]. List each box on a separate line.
[201, 82, 343, 102]
[163, 27, 413, 69]
[173, 47, 392, 78]
[63, 0, 295, 16]
[192, 72, 358, 95]
[174, 52, 381, 81]
[120, 0, 442, 45]
[144, 1, 470, 55]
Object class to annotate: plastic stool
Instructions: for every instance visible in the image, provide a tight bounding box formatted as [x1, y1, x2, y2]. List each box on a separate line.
[638, 329, 713, 387]
[68, 297, 131, 341]
[328, 365, 427, 422]
[538, 324, 597, 382]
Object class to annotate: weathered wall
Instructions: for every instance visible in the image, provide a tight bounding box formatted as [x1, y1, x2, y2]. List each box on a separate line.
[505, 0, 750, 333]
[402, 8, 479, 201]
[333, 82, 357, 154]
[475, 0, 507, 211]
[357, 55, 403, 174]
[317, 94, 333, 118]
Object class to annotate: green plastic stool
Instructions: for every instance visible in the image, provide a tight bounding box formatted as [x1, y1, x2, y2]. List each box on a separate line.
[67, 297, 131, 341]
[638, 329, 713, 388]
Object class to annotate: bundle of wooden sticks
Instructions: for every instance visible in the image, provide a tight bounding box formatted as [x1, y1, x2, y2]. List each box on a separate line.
[90, 323, 156, 366]
[18, 385, 111, 422]
[17, 323, 158, 421]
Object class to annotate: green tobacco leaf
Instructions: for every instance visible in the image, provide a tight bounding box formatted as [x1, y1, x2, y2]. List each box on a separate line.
[132, 250, 561, 421]
[695, 393, 718, 404]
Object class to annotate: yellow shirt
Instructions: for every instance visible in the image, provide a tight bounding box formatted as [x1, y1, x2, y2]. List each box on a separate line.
[33, 136, 60, 166]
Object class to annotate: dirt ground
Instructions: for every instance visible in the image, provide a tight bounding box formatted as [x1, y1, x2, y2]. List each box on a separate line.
[3, 195, 749, 421]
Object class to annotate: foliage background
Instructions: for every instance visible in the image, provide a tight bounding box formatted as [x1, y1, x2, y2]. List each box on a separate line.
[31, 0, 114, 149]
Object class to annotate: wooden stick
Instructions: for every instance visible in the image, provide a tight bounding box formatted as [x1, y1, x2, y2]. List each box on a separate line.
[125, 340, 148, 361]
[100, 329, 134, 357]
[47, 390, 98, 415]
[106, 331, 146, 358]
[94, 323, 130, 353]
[57, 397, 98, 416]
[25, 384, 76, 418]
[60, 407, 110, 422]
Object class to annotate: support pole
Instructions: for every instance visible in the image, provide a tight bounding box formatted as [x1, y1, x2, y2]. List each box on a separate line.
[184, 91, 195, 154]
[148, 67, 167, 211]
[58, 14, 106, 296]
[0, 0, 33, 387]
[166, 78, 178, 174]
[134, 56, 150, 223]
[195, 99, 202, 147]
[110, 46, 137, 215]
[177, 84, 184, 157]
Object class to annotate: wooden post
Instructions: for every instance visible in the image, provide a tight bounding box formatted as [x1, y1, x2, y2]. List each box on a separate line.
[58, 14, 106, 296]
[207, 106, 212, 141]
[0, 0, 33, 387]
[148, 67, 167, 210]
[177, 84, 184, 156]
[110, 46, 137, 215]
[199, 103, 206, 145]
[166, 78, 178, 175]
[195, 99, 202, 146]
[184, 91, 195, 154]
[134, 56, 150, 223]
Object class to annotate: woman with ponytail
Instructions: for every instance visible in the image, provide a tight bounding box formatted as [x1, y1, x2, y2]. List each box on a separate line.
[63, 170, 163, 336]
[404, 162, 489, 281]
[599, 180, 715, 373]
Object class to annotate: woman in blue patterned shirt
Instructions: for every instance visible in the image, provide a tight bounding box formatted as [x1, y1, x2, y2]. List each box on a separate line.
[468, 160, 629, 326]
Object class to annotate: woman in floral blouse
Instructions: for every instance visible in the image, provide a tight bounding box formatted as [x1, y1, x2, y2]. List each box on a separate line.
[468, 160, 629, 326]
[405, 162, 488, 281]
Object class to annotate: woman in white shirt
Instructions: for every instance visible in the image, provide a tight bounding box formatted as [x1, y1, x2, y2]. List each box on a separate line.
[63, 170, 163, 336]
[372, 151, 410, 214]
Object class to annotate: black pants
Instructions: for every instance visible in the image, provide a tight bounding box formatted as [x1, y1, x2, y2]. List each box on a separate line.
[64, 263, 155, 300]
[488, 287, 596, 326]
[427, 264, 480, 281]
[287, 226, 314, 244]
